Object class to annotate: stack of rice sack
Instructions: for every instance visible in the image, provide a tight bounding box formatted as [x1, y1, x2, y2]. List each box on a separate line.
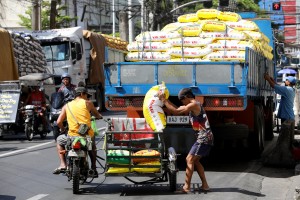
[11, 32, 47, 76]
[125, 9, 273, 62]
[106, 149, 161, 173]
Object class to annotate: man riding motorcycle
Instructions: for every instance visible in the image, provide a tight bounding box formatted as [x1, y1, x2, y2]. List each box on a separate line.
[53, 87, 103, 177]
[58, 73, 76, 103]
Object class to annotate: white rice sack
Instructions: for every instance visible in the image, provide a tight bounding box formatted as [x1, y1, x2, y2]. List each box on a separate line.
[208, 40, 256, 51]
[207, 50, 246, 61]
[168, 37, 213, 47]
[200, 28, 248, 40]
[136, 31, 181, 42]
[166, 58, 203, 62]
[143, 82, 169, 132]
[125, 52, 171, 61]
[225, 20, 259, 31]
[161, 22, 194, 32]
[168, 47, 212, 58]
[127, 41, 172, 52]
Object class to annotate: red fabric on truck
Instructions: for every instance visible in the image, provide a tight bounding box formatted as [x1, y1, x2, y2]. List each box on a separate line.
[0, 28, 19, 81]
[82, 30, 106, 85]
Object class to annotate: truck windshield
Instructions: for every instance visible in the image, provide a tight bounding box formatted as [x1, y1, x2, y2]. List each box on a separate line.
[42, 42, 70, 61]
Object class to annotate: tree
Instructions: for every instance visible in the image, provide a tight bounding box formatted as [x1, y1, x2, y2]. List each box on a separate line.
[18, 1, 76, 30]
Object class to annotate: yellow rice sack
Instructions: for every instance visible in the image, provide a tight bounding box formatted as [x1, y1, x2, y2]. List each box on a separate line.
[225, 20, 259, 31]
[125, 52, 171, 62]
[168, 37, 213, 47]
[106, 167, 131, 173]
[196, 9, 219, 19]
[143, 82, 169, 132]
[217, 11, 241, 22]
[177, 25, 202, 37]
[178, 13, 199, 23]
[161, 22, 194, 32]
[202, 21, 227, 32]
[132, 149, 161, 163]
[127, 41, 171, 52]
[132, 161, 161, 173]
[207, 50, 246, 61]
[168, 47, 212, 58]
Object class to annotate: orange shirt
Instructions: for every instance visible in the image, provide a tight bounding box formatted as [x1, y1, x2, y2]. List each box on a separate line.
[66, 99, 93, 137]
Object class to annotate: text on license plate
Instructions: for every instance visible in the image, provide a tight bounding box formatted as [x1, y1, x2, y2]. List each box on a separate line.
[167, 116, 189, 124]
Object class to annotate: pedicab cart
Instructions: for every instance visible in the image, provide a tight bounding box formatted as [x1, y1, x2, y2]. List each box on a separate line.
[0, 80, 23, 138]
[104, 118, 178, 191]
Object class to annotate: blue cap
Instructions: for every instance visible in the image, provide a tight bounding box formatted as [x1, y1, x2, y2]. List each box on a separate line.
[286, 76, 296, 85]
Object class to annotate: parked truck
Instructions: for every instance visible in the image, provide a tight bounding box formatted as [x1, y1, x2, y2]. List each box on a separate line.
[31, 27, 127, 110]
[103, 12, 276, 156]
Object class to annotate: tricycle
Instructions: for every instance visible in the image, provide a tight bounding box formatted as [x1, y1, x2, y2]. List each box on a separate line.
[104, 118, 178, 192]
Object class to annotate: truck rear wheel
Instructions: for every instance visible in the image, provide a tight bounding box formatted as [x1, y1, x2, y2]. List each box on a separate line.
[248, 105, 265, 157]
[264, 98, 274, 140]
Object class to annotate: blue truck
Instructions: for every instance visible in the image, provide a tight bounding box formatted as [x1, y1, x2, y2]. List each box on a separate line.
[103, 13, 276, 156]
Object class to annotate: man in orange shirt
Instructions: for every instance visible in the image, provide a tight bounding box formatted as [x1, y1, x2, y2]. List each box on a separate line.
[53, 87, 102, 176]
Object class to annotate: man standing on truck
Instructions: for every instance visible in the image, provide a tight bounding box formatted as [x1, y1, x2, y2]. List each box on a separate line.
[53, 87, 103, 177]
[58, 73, 76, 103]
[158, 88, 213, 193]
[264, 73, 296, 123]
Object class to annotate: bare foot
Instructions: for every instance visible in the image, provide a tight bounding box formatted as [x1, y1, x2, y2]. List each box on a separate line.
[200, 185, 210, 191]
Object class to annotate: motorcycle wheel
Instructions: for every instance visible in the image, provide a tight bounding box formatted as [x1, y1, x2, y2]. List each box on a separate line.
[72, 160, 80, 194]
[25, 123, 33, 141]
[53, 125, 60, 141]
[40, 127, 47, 139]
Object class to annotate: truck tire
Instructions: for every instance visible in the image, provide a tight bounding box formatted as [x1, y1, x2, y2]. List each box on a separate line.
[248, 105, 265, 157]
[264, 98, 274, 140]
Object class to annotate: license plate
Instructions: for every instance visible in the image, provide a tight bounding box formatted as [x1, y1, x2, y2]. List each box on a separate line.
[167, 116, 189, 125]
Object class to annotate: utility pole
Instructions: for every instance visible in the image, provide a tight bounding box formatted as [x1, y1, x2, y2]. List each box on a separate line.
[112, 0, 116, 37]
[128, 0, 133, 43]
[73, 0, 78, 26]
[119, 11, 129, 41]
[50, 0, 57, 29]
[32, 0, 40, 30]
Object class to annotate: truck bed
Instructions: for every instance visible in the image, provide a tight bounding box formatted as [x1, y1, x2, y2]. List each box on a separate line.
[104, 48, 274, 110]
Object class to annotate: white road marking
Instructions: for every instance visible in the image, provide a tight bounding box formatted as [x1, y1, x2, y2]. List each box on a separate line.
[26, 194, 49, 200]
[0, 141, 53, 158]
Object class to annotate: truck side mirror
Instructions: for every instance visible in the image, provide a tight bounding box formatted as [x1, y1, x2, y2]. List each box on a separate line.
[71, 47, 76, 64]
[75, 43, 82, 60]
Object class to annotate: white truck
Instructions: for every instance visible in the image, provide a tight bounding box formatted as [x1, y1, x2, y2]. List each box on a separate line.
[31, 27, 127, 110]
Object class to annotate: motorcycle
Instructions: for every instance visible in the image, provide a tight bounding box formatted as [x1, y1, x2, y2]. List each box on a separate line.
[62, 135, 96, 194]
[23, 105, 47, 141]
[49, 91, 73, 141]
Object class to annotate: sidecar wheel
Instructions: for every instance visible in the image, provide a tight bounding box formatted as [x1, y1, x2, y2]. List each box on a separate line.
[25, 124, 33, 141]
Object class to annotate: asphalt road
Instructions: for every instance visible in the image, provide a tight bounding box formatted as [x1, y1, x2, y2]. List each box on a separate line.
[0, 111, 298, 200]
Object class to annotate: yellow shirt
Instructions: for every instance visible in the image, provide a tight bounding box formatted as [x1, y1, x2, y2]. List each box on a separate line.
[66, 98, 94, 137]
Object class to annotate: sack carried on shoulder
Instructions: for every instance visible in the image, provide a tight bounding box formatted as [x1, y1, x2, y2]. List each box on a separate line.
[78, 123, 89, 135]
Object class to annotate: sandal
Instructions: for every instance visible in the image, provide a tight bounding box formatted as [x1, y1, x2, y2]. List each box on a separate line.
[52, 167, 66, 175]
[174, 188, 192, 194]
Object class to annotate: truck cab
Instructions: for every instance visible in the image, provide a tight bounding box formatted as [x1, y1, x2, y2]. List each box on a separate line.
[32, 27, 87, 87]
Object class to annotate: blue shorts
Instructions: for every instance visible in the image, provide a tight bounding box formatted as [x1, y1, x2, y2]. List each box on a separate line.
[189, 142, 211, 157]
